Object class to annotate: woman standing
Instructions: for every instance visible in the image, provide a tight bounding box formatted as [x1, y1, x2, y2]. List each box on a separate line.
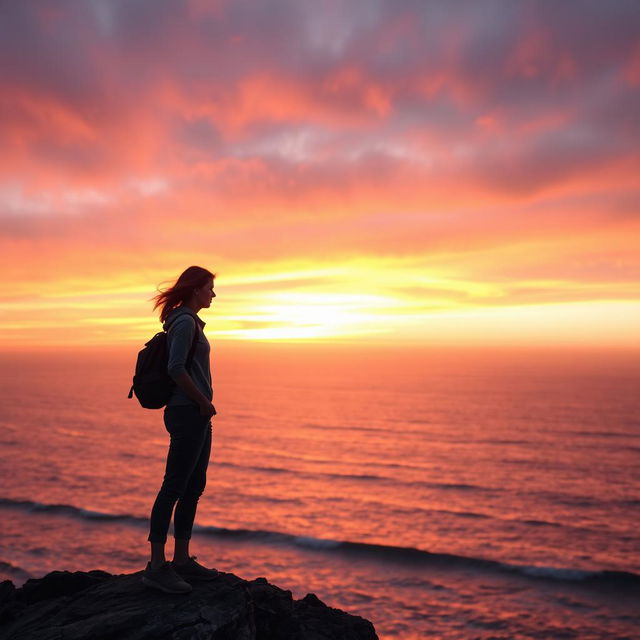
[142, 266, 218, 594]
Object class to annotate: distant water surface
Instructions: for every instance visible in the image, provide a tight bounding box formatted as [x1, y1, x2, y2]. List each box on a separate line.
[1, 344, 639, 639]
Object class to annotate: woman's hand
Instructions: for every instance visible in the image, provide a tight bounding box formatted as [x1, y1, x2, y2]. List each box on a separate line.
[199, 401, 217, 417]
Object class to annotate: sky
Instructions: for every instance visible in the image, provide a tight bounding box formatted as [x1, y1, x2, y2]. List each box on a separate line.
[1, 0, 639, 348]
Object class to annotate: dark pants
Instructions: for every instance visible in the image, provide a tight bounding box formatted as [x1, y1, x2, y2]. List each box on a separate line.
[148, 404, 212, 543]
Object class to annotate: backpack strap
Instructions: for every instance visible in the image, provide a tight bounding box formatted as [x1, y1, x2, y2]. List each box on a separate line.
[184, 317, 199, 373]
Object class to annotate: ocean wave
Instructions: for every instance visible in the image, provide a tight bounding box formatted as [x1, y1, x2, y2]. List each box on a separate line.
[217, 460, 501, 491]
[522, 519, 563, 528]
[218, 461, 289, 475]
[193, 525, 640, 586]
[302, 422, 388, 434]
[218, 461, 384, 482]
[0, 497, 146, 525]
[560, 429, 638, 439]
[0, 496, 608, 540]
[2, 496, 638, 588]
[0, 497, 509, 531]
[222, 449, 508, 493]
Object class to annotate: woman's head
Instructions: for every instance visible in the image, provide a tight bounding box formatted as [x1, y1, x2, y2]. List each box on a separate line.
[153, 266, 216, 322]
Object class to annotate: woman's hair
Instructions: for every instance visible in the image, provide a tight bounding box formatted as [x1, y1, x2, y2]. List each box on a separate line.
[153, 266, 215, 322]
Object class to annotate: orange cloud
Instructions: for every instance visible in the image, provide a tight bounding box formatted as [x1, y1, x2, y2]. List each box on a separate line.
[1, 1, 639, 348]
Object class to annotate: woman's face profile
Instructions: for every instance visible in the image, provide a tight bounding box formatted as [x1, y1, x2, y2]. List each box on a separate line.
[198, 278, 215, 309]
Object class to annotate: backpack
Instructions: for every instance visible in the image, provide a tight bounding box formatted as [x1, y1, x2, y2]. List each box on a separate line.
[127, 314, 199, 409]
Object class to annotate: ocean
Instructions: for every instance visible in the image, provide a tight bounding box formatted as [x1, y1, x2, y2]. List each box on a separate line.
[1, 343, 639, 639]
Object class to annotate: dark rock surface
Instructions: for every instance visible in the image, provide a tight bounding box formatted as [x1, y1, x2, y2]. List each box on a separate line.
[0, 568, 378, 639]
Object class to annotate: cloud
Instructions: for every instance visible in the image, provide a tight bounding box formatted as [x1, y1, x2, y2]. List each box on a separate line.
[1, 1, 639, 345]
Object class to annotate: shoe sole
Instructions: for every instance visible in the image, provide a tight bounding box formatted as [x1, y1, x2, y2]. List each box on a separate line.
[141, 575, 192, 594]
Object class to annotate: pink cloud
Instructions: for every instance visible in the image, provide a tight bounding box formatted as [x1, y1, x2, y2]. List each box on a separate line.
[0, 0, 638, 327]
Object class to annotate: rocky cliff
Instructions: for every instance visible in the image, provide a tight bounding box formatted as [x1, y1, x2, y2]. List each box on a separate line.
[0, 568, 378, 639]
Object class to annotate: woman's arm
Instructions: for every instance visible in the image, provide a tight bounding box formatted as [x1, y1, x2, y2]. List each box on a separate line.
[171, 372, 216, 416]
[167, 315, 216, 417]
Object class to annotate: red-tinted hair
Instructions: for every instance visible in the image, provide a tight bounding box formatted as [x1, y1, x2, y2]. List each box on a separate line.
[152, 266, 215, 322]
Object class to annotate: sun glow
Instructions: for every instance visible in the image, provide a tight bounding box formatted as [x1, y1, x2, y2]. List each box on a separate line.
[2, 256, 639, 348]
[218, 292, 397, 340]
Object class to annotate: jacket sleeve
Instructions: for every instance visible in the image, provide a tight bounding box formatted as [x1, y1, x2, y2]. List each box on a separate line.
[167, 315, 197, 380]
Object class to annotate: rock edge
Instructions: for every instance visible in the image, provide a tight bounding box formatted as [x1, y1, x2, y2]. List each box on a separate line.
[0, 568, 378, 639]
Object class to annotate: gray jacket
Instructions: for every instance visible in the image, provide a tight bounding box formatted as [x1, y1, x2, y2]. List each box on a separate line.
[163, 307, 212, 406]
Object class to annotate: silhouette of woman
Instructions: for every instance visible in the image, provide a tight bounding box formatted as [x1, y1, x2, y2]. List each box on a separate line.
[142, 266, 218, 594]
